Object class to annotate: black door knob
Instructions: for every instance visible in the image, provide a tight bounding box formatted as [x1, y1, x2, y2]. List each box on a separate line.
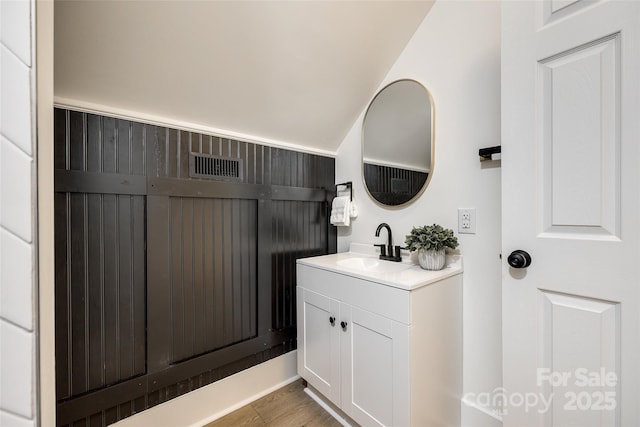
[341, 321, 347, 330]
[329, 316, 335, 326]
[507, 250, 532, 269]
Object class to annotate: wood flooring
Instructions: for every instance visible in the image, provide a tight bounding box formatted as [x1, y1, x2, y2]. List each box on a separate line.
[204, 379, 342, 427]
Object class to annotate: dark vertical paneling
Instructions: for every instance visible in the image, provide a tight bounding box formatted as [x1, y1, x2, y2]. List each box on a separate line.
[133, 395, 146, 416]
[86, 115, 101, 173]
[212, 199, 224, 350]
[159, 197, 259, 363]
[271, 200, 281, 330]
[270, 148, 283, 186]
[231, 199, 242, 342]
[148, 126, 165, 178]
[123, 196, 146, 379]
[283, 150, 292, 186]
[117, 120, 131, 175]
[54, 109, 68, 170]
[169, 196, 184, 362]
[244, 143, 254, 184]
[102, 118, 117, 174]
[55, 111, 147, 401]
[147, 195, 171, 373]
[102, 194, 119, 386]
[240, 199, 256, 338]
[192, 198, 205, 356]
[208, 135, 218, 155]
[211, 135, 221, 157]
[68, 111, 85, 171]
[182, 197, 195, 359]
[271, 199, 328, 330]
[202, 200, 214, 350]
[167, 129, 178, 178]
[118, 402, 130, 420]
[131, 122, 146, 176]
[178, 130, 190, 179]
[319, 155, 335, 189]
[257, 144, 265, 185]
[86, 193, 103, 391]
[132, 196, 146, 375]
[55, 108, 336, 426]
[318, 155, 337, 253]
[269, 150, 335, 329]
[295, 152, 303, 187]
[117, 194, 133, 380]
[89, 413, 102, 427]
[55, 192, 70, 400]
[221, 200, 233, 345]
[56, 191, 147, 398]
[104, 407, 118, 426]
[70, 193, 87, 395]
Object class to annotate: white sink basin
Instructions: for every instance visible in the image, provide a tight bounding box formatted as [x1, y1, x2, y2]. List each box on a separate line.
[336, 256, 413, 273]
[297, 243, 463, 290]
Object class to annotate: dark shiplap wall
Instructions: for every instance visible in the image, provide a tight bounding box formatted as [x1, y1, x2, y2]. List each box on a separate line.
[55, 192, 146, 399]
[272, 200, 327, 330]
[55, 111, 147, 400]
[165, 197, 258, 363]
[54, 108, 336, 426]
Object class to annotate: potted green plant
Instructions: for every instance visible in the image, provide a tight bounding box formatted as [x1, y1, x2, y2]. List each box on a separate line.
[405, 224, 459, 270]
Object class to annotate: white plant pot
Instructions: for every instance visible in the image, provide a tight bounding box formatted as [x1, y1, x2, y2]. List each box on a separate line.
[418, 248, 446, 271]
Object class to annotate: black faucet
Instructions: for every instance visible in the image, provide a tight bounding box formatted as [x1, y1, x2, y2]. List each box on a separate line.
[374, 223, 403, 262]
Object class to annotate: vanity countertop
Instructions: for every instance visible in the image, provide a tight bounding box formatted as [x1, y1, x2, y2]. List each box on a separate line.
[296, 243, 463, 291]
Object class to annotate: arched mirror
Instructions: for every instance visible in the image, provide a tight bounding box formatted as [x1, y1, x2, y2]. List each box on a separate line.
[362, 79, 434, 207]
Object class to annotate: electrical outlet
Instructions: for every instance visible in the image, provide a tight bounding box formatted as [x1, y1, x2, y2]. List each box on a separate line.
[458, 208, 476, 234]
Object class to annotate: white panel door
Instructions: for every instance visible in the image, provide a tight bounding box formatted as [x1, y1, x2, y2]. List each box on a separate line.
[340, 304, 409, 427]
[297, 288, 341, 406]
[502, 1, 640, 426]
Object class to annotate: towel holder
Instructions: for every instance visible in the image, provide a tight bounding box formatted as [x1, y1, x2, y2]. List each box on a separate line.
[335, 181, 353, 201]
[479, 145, 501, 161]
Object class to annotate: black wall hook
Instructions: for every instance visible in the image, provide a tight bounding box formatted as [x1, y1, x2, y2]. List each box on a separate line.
[479, 146, 501, 161]
[335, 181, 352, 201]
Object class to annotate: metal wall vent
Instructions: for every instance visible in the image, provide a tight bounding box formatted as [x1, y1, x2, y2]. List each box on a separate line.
[189, 153, 243, 182]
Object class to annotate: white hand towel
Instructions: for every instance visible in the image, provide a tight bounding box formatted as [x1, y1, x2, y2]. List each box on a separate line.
[349, 200, 358, 219]
[330, 196, 351, 226]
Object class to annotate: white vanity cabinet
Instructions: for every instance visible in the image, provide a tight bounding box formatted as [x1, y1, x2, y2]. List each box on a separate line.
[296, 254, 462, 427]
[298, 287, 409, 426]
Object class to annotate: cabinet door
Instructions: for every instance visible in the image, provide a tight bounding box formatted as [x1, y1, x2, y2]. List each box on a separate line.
[297, 288, 341, 405]
[340, 305, 409, 427]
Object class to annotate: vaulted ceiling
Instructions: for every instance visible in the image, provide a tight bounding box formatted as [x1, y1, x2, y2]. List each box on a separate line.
[54, 1, 434, 153]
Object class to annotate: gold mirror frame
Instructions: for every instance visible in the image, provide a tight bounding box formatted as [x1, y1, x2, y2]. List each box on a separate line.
[361, 79, 435, 208]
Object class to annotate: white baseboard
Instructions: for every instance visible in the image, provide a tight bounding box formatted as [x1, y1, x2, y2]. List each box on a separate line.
[113, 351, 299, 427]
[461, 396, 503, 427]
[303, 387, 352, 427]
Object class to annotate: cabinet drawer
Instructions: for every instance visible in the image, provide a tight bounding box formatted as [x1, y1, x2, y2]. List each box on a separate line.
[297, 264, 411, 324]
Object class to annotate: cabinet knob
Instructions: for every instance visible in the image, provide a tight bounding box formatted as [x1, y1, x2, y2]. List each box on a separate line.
[341, 321, 348, 330]
[329, 316, 336, 326]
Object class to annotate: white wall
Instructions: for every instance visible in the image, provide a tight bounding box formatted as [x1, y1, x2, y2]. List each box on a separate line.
[54, 1, 434, 154]
[335, 1, 502, 425]
[0, 0, 37, 425]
